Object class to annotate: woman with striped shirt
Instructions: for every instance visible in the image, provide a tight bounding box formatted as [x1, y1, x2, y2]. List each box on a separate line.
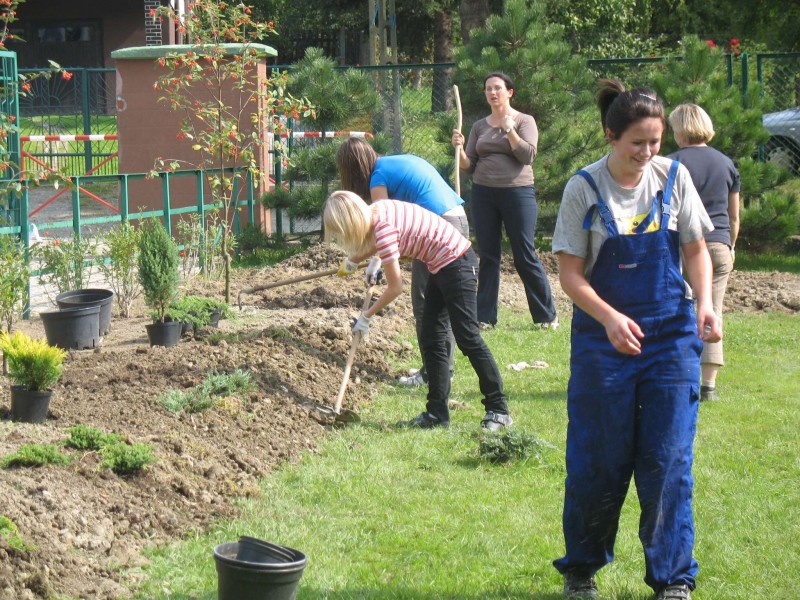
[324, 190, 512, 431]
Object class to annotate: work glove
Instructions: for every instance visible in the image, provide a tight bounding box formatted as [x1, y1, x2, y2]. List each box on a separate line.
[337, 257, 358, 277]
[365, 256, 384, 285]
[351, 313, 372, 338]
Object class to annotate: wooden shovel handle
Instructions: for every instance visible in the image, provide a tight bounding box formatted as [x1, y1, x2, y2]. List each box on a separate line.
[453, 84, 463, 197]
[333, 285, 375, 414]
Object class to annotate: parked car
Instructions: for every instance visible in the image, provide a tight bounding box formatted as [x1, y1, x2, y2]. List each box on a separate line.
[763, 107, 800, 173]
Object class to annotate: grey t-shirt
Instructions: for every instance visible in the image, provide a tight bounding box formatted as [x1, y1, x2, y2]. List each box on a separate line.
[464, 113, 538, 187]
[553, 155, 712, 278]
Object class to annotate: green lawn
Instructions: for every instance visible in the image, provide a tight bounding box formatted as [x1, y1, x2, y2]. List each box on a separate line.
[132, 307, 799, 599]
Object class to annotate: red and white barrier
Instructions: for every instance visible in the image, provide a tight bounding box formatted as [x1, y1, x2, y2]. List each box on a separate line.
[21, 134, 118, 142]
[279, 131, 373, 139]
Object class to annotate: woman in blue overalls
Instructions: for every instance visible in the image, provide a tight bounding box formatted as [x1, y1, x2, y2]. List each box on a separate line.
[551, 80, 722, 600]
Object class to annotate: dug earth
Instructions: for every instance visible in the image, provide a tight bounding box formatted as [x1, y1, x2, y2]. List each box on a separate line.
[1, 243, 798, 599]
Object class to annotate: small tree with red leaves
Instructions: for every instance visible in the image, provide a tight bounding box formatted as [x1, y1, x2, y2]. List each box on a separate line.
[149, 0, 313, 302]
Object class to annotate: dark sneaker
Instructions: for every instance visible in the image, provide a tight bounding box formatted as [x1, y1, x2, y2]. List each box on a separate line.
[655, 583, 692, 600]
[481, 411, 513, 432]
[563, 572, 598, 599]
[396, 412, 448, 429]
[479, 322, 495, 330]
[700, 385, 718, 401]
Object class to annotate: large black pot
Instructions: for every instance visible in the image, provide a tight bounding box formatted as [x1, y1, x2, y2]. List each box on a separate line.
[145, 321, 182, 347]
[40, 305, 101, 350]
[214, 540, 307, 600]
[56, 288, 114, 335]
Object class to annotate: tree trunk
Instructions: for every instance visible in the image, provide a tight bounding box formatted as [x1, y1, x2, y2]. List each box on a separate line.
[459, 0, 490, 43]
[431, 10, 454, 113]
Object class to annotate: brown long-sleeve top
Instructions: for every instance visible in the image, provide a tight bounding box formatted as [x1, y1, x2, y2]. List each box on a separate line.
[463, 112, 538, 187]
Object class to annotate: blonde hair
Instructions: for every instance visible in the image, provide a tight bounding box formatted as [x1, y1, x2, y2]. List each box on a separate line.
[323, 190, 374, 255]
[336, 137, 378, 201]
[668, 103, 715, 145]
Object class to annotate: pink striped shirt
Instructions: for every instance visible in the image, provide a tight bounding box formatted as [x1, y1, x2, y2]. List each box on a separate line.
[372, 200, 471, 274]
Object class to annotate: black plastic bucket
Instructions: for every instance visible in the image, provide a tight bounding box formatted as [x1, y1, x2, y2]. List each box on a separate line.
[10, 386, 52, 424]
[40, 305, 101, 350]
[56, 288, 114, 335]
[213, 540, 307, 600]
[145, 321, 182, 347]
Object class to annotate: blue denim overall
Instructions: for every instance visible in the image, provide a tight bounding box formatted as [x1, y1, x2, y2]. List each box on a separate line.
[553, 161, 702, 592]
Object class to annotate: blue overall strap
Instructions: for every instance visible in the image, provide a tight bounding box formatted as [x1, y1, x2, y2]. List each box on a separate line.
[576, 170, 619, 237]
[658, 159, 680, 230]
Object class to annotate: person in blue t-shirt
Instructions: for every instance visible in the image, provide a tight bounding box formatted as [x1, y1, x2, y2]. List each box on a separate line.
[337, 137, 469, 387]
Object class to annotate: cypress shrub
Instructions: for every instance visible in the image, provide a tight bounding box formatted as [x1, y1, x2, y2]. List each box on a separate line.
[137, 219, 179, 323]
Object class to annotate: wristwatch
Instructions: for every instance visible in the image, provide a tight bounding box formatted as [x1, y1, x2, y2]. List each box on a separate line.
[503, 125, 513, 134]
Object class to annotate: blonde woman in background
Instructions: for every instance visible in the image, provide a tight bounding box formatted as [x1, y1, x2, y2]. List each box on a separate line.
[668, 103, 740, 401]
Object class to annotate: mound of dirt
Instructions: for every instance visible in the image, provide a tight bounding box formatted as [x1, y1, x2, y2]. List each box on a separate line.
[1, 243, 797, 599]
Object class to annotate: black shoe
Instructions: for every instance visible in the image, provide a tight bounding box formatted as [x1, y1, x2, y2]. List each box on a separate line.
[700, 385, 718, 401]
[481, 411, 513, 432]
[396, 412, 449, 429]
[563, 572, 598, 599]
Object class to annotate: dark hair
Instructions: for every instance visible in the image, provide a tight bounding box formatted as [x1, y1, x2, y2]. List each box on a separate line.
[597, 78, 665, 140]
[484, 71, 515, 93]
[336, 137, 379, 201]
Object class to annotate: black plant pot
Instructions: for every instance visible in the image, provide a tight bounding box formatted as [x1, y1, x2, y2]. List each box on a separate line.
[10, 386, 53, 424]
[40, 305, 102, 350]
[56, 288, 114, 335]
[145, 321, 182, 347]
[214, 541, 307, 600]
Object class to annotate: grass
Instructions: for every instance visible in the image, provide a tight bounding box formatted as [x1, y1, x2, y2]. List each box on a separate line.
[130, 301, 799, 599]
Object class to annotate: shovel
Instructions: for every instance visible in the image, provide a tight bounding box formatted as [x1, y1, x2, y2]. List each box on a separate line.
[236, 262, 367, 309]
[331, 284, 375, 423]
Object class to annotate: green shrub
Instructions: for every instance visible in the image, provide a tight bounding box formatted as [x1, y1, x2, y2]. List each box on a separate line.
[165, 295, 232, 329]
[1, 443, 71, 468]
[0, 331, 67, 391]
[137, 218, 179, 323]
[0, 235, 31, 334]
[0, 515, 26, 550]
[739, 191, 800, 252]
[158, 369, 254, 414]
[477, 430, 554, 464]
[197, 369, 254, 397]
[158, 388, 216, 414]
[98, 221, 142, 318]
[64, 424, 121, 451]
[101, 442, 156, 475]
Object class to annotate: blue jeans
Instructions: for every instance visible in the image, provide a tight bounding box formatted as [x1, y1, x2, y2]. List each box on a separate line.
[419, 248, 508, 423]
[411, 213, 470, 381]
[470, 183, 557, 325]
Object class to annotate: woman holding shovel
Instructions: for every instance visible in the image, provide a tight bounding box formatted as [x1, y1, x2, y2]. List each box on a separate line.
[337, 137, 468, 388]
[324, 190, 511, 431]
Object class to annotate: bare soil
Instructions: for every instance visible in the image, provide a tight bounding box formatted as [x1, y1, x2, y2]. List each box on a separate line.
[1, 243, 799, 600]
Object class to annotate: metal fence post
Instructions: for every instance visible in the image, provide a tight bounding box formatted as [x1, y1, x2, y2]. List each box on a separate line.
[741, 53, 749, 108]
[161, 172, 172, 235]
[81, 69, 92, 174]
[20, 187, 31, 319]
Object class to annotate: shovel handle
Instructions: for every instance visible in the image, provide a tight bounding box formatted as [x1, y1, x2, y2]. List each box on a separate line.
[453, 84, 463, 197]
[334, 285, 375, 414]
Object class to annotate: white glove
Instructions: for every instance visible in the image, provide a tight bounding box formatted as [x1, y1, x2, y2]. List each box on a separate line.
[352, 313, 372, 337]
[365, 256, 383, 285]
[337, 257, 358, 277]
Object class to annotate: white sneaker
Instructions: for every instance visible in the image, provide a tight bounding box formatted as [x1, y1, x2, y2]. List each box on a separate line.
[398, 372, 425, 386]
[540, 317, 559, 330]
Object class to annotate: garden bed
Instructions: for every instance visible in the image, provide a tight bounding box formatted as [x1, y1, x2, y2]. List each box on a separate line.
[1, 243, 798, 599]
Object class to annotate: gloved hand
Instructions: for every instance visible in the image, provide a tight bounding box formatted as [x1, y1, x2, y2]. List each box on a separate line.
[351, 313, 372, 338]
[337, 257, 358, 277]
[365, 256, 383, 285]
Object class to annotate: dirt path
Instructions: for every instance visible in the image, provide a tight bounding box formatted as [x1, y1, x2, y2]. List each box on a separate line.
[1, 244, 798, 599]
